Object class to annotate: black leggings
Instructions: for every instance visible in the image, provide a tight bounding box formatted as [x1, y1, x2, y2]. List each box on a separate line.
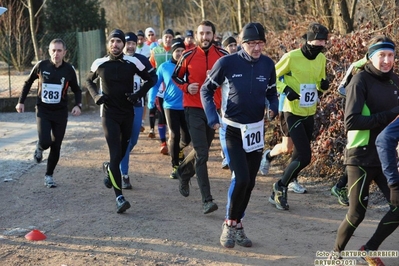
[280, 112, 313, 186]
[334, 165, 399, 251]
[164, 108, 191, 167]
[36, 110, 68, 176]
[225, 125, 263, 221]
[102, 114, 133, 197]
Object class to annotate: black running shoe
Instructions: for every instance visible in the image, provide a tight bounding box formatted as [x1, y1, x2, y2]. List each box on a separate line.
[33, 143, 43, 164]
[271, 182, 289, 210]
[203, 201, 218, 214]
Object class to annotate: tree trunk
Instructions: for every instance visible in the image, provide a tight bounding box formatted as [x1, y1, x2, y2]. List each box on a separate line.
[333, 0, 354, 34]
[156, 0, 164, 33]
[26, 0, 39, 62]
[237, 0, 242, 29]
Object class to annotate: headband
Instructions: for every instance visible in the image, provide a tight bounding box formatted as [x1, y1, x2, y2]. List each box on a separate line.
[368, 42, 395, 59]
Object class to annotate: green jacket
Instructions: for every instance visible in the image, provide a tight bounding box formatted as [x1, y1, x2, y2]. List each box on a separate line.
[276, 48, 326, 117]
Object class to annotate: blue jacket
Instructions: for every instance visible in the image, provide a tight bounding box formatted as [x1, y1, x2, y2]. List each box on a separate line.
[201, 49, 278, 127]
[152, 59, 184, 110]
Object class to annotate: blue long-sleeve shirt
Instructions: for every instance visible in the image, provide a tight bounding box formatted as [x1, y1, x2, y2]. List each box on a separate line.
[151, 59, 184, 110]
[201, 49, 278, 127]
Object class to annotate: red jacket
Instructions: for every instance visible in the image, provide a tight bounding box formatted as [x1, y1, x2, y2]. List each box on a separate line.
[172, 44, 228, 109]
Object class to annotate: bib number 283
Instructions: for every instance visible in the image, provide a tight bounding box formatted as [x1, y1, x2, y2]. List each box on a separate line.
[41, 83, 62, 104]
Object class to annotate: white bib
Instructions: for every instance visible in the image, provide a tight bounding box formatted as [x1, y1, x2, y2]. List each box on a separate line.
[299, 83, 317, 107]
[41, 83, 62, 104]
[240, 120, 264, 153]
[133, 75, 141, 93]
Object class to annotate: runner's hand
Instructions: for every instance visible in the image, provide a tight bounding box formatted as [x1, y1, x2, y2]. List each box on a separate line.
[283, 86, 300, 101]
[125, 93, 139, 104]
[94, 94, 106, 105]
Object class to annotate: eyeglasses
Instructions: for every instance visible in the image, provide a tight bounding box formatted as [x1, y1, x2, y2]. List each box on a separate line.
[246, 41, 265, 48]
[148, 34, 154, 36]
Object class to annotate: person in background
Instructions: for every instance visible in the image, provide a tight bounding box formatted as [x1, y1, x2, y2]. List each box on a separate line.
[213, 34, 222, 47]
[86, 29, 154, 213]
[145, 27, 158, 49]
[135, 29, 152, 132]
[222, 36, 238, 54]
[330, 55, 367, 206]
[330, 35, 399, 265]
[184, 30, 196, 50]
[148, 29, 175, 155]
[119, 32, 158, 189]
[15, 38, 82, 188]
[172, 20, 229, 214]
[155, 37, 191, 178]
[201, 22, 278, 248]
[376, 117, 399, 208]
[268, 23, 330, 210]
[136, 30, 151, 58]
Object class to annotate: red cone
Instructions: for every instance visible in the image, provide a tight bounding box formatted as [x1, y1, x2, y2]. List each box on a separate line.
[25, 229, 46, 241]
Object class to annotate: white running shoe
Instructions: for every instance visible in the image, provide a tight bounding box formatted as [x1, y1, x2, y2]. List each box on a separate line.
[288, 180, 307, 194]
[259, 149, 271, 175]
[44, 175, 56, 188]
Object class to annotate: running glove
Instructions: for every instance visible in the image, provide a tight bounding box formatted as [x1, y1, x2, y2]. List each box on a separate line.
[283, 86, 300, 101]
[320, 78, 330, 91]
[125, 93, 139, 104]
[389, 183, 399, 207]
[94, 94, 106, 105]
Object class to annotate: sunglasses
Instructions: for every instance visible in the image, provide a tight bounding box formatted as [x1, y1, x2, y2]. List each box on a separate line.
[148, 34, 154, 36]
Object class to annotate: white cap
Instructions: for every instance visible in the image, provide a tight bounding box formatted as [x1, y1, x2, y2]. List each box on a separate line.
[145, 27, 156, 36]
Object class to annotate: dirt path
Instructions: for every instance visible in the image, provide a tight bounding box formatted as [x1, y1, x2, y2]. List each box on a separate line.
[0, 111, 397, 266]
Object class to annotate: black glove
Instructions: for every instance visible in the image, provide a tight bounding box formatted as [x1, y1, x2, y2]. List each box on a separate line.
[320, 79, 330, 91]
[94, 94, 106, 105]
[389, 183, 399, 207]
[125, 93, 139, 104]
[284, 86, 300, 101]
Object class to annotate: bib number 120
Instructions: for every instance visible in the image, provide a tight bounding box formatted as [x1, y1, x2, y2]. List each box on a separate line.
[245, 131, 261, 147]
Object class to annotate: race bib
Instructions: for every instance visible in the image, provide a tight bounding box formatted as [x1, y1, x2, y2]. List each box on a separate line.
[240, 120, 264, 153]
[41, 83, 62, 104]
[299, 84, 317, 107]
[133, 75, 141, 93]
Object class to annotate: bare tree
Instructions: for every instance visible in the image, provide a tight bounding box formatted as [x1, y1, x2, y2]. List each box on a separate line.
[21, 0, 46, 62]
[192, 0, 205, 21]
[0, 0, 33, 71]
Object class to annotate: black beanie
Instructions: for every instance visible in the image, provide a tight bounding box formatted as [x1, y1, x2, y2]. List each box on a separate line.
[108, 29, 126, 46]
[222, 36, 237, 47]
[125, 32, 138, 43]
[137, 30, 145, 37]
[163, 29, 175, 37]
[241, 23, 266, 43]
[185, 30, 194, 37]
[171, 38, 185, 53]
[306, 23, 329, 41]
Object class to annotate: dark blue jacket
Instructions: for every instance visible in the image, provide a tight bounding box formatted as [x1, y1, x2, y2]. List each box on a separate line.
[201, 49, 278, 127]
